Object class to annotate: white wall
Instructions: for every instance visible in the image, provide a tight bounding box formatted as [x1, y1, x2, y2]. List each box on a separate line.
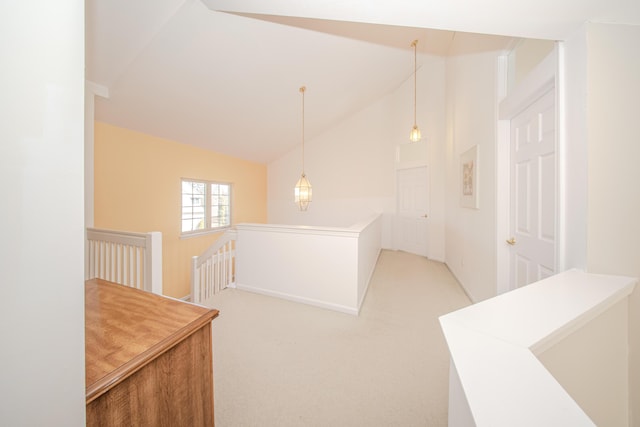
[268, 95, 396, 228]
[444, 46, 501, 302]
[235, 215, 381, 315]
[560, 29, 589, 272]
[0, 1, 86, 426]
[268, 54, 447, 259]
[583, 22, 640, 426]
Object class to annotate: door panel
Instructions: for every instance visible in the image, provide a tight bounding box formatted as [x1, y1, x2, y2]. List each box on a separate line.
[509, 89, 556, 287]
[515, 161, 531, 235]
[540, 152, 556, 241]
[396, 167, 429, 257]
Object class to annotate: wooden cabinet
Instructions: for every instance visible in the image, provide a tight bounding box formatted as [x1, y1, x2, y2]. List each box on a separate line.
[85, 278, 219, 426]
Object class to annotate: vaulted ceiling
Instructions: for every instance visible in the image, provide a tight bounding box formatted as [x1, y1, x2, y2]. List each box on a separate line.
[86, 0, 640, 163]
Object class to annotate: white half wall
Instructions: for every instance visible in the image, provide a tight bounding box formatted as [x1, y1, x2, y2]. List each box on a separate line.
[0, 1, 86, 425]
[441, 269, 636, 427]
[235, 215, 381, 315]
[268, 54, 446, 260]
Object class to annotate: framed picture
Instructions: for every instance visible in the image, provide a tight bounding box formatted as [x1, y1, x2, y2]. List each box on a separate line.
[460, 145, 479, 209]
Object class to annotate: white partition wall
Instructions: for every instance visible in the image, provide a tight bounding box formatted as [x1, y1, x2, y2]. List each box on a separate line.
[356, 216, 382, 308]
[440, 270, 637, 427]
[0, 1, 86, 425]
[235, 215, 382, 315]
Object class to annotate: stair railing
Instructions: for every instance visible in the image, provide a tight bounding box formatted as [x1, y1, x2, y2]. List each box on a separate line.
[86, 227, 162, 294]
[190, 229, 237, 305]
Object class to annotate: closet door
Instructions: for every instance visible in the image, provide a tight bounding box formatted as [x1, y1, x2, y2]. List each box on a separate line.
[396, 166, 429, 257]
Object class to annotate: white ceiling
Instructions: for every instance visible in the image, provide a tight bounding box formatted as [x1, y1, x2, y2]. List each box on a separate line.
[86, 0, 640, 164]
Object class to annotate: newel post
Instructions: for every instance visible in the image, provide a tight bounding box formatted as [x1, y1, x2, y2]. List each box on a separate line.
[146, 231, 163, 295]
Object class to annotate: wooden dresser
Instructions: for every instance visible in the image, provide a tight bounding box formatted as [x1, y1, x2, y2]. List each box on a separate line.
[85, 278, 219, 427]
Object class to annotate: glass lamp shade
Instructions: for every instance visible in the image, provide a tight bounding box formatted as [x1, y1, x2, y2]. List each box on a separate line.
[294, 173, 312, 211]
[409, 125, 421, 142]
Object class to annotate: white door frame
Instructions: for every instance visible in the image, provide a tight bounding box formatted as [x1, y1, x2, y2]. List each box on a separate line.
[496, 47, 564, 294]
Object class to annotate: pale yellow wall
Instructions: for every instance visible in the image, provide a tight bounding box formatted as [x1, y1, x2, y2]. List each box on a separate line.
[94, 121, 267, 298]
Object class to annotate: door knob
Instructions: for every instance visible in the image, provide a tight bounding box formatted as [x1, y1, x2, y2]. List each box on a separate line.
[423, 214, 428, 218]
[506, 237, 516, 245]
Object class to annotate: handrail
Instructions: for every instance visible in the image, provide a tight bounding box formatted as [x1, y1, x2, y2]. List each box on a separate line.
[86, 227, 162, 294]
[191, 229, 237, 305]
[439, 269, 637, 426]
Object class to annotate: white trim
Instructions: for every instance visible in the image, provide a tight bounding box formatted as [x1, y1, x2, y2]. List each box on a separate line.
[236, 222, 362, 238]
[446, 262, 479, 304]
[84, 80, 108, 254]
[86, 80, 110, 98]
[180, 178, 232, 237]
[556, 42, 567, 273]
[496, 54, 511, 295]
[179, 226, 232, 239]
[235, 283, 359, 316]
[395, 159, 428, 170]
[496, 46, 559, 293]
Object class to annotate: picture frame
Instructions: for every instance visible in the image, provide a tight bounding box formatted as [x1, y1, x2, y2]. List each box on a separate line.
[460, 145, 479, 209]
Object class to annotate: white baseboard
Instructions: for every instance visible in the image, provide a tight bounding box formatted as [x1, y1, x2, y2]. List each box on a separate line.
[235, 283, 359, 316]
[443, 263, 477, 304]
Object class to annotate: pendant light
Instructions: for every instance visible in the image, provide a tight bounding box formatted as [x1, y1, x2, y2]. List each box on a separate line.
[294, 86, 312, 211]
[409, 39, 422, 142]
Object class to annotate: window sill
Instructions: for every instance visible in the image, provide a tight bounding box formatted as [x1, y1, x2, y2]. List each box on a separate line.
[180, 227, 231, 239]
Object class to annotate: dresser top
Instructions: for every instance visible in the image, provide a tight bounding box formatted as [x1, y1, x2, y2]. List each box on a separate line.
[85, 278, 218, 402]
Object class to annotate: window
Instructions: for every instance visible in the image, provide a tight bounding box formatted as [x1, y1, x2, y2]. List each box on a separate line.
[181, 179, 231, 235]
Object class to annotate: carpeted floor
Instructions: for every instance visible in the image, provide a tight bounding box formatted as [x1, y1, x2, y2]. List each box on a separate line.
[209, 249, 471, 426]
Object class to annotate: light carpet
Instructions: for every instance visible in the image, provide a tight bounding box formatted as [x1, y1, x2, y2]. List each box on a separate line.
[209, 249, 471, 426]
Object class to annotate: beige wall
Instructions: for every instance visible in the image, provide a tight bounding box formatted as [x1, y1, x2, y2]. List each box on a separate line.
[508, 38, 555, 91]
[94, 121, 267, 298]
[538, 299, 629, 426]
[585, 23, 640, 426]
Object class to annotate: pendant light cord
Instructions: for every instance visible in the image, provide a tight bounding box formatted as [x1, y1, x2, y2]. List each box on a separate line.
[412, 40, 417, 127]
[300, 86, 306, 175]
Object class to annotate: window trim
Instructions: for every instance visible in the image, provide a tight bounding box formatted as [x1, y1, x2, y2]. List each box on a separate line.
[180, 178, 232, 238]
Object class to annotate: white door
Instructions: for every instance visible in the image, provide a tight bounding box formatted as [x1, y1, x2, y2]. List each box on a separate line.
[396, 166, 429, 257]
[508, 88, 556, 287]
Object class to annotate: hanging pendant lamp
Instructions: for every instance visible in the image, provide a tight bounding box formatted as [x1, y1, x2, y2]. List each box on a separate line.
[294, 86, 312, 211]
[409, 39, 422, 142]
